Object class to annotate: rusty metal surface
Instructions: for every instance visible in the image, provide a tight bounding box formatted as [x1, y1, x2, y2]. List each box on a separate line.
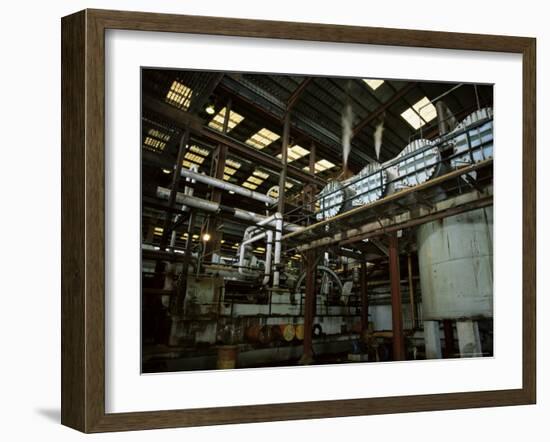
[416, 206, 493, 320]
[389, 233, 406, 361]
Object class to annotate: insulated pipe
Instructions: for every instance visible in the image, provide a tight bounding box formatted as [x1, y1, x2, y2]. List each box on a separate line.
[180, 168, 277, 205]
[262, 229, 273, 286]
[273, 214, 283, 287]
[156, 188, 303, 232]
[238, 229, 267, 277]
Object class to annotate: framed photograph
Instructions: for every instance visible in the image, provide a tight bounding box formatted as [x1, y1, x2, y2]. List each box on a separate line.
[61, 9, 536, 433]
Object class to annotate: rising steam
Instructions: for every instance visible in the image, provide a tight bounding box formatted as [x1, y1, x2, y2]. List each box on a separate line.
[374, 121, 384, 160]
[341, 103, 353, 172]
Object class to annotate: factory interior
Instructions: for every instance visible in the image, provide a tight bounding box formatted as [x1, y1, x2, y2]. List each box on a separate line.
[141, 70, 494, 372]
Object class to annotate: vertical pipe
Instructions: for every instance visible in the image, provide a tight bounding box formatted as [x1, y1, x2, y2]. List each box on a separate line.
[389, 233, 405, 361]
[407, 254, 416, 329]
[443, 320, 455, 358]
[360, 260, 369, 332]
[456, 320, 482, 358]
[277, 112, 290, 214]
[168, 210, 196, 346]
[207, 99, 231, 263]
[157, 126, 190, 294]
[309, 141, 316, 174]
[424, 320, 442, 359]
[273, 215, 283, 287]
[301, 249, 317, 364]
[160, 127, 190, 249]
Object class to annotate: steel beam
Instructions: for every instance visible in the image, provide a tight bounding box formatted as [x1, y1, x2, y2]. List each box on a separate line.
[389, 233, 405, 361]
[360, 261, 369, 332]
[301, 250, 317, 364]
[278, 113, 290, 213]
[352, 83, 417, 139]
[286, 77, 313, 112]
[143, 96, 325, 187]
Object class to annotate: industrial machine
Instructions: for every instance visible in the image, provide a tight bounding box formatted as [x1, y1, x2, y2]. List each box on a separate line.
[142, 99, 494, 371]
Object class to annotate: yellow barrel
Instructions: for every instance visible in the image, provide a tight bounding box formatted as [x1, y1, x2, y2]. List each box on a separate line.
[295, 324, 305, 341]
[280, 324, 295, 342]
[216, 345, 238, 369]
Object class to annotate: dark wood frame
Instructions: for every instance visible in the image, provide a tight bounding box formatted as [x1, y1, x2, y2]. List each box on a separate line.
[61, 9, 536, 433]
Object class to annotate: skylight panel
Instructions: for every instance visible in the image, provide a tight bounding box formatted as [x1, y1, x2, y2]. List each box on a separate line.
[208, 107, 244, 132]
[242, 182, 259, 190]
[362, 79, 385, 90]
[247, 176, 264, 185]
[307, 159, 336, 173]
[224, 166, 238, 176]
[276, 145, 310, 163]
[189, 145, 209, 156]
[183, 152, 205, 164]
[226, 159, 242, 169]
[245, 128, 280, 150]
[143, 136, 166, 152]
[400, 96, 437, 130]
[148, 128, 171, 142]
[165, 80, 193, 110]
[252, 169, 269, 180]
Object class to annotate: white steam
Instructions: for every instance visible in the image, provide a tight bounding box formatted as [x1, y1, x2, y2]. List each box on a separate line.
[342, 103, 353, 170]
[374, 121, 384, 160]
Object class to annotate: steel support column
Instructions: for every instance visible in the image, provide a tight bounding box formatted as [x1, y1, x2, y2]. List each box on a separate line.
[169, 210, 196, 346]
[301, 249, 317, 364]
[443, 320, 455, 358]
[389, 233, 406, 361]
[360, 261, 369, 332]
[407, 254, 416, 329]
[205, 99, 231, 263]
[277, 112, 290, 214]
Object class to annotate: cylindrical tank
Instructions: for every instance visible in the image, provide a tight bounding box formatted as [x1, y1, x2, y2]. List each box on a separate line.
[216, 345, 238, 369]
[245, 324, 272, 345]
[295, 324, 305, 341]
[350, 162, 388, 207]
[390, 138, 441, 190]
[451, 107, 493, 170]
[416, 206, 493, 320]
[316, 181, 354, 220]
[279, 324, 296, 342]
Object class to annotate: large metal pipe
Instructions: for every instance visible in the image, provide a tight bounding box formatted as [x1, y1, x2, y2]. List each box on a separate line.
[180, 168, 277, 205]
[157, 188, 303, 232]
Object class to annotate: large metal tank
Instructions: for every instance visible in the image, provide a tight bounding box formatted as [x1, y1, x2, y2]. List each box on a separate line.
[416, 206, 493, 320]
[316, 180, 354, 220]
[451, 107, 493, 169]
[389, 138, 441, 190]
[351, 162, 388, 207]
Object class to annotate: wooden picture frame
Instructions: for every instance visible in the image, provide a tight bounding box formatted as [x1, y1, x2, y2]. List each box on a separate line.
[61, 9, 536, 433]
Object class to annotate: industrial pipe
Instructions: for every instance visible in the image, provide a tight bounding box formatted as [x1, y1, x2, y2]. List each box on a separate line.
[273, 214, 283, 287]
[180, 168, 277, 205]
[156, 188, 303, 233]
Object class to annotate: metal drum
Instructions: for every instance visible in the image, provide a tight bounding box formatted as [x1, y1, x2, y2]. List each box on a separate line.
[350, 162, 388, 207]
[295, 324, 305, 341]
[279, 324, 296, 342]
[216, 345, 238, 369]
[451, 107, 493, 169]
[390, 139, 441, 189]
[316, 181, 354, 221]
[416, 206, 493, 320]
